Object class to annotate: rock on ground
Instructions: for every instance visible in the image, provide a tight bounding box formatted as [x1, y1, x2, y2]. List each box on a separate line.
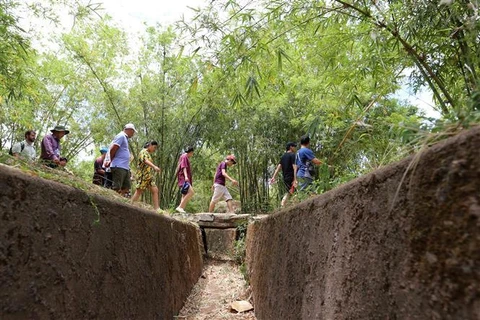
[177, 259, 255, 320]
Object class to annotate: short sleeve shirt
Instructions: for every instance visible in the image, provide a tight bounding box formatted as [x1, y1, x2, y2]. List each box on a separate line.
[296, 147, 315, 178]
[214, 161, 227, 185]
[12, 140, 36, 161]
[136, 148, 154, 182]
[177, 153, 192, 186]
[111, 132, 130, 170]
[103, 146, 112, 172]
[93, 156, 105, 185]
[279, 152, 296, 181]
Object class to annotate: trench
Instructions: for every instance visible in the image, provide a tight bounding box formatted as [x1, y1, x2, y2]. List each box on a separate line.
[172, 214, 256, 319]
[177, 259, 255, 319]
[1, 127, 480, 319]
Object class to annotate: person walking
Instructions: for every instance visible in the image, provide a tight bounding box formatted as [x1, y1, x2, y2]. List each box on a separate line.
[208, 154, 238, 213]
[296, 135, 322, 191]
[104, 123, 136, 196]
[40, 125, 70, 168]
[11, 130, 36, 161]
[131, 141, 162, 213]
[270, 142, 298, 207]
[102, 145, 113, 189]
[92, 147, 108, 186]
[175, 146, 195, 213]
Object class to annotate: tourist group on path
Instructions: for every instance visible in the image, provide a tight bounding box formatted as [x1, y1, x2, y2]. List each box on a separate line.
[10, 124, 323, 214]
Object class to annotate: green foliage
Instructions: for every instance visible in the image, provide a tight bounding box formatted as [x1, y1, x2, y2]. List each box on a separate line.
[69, 159, 93, 182]
[88, 194, 100, 225]
[2, 0, 478, 215]
[234, 221, 249, 282]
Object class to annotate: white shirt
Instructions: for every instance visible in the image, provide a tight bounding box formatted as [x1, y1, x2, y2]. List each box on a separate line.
[12, 140, 36, 161]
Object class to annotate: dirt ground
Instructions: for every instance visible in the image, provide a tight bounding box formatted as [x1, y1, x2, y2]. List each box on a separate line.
[177, 259, 256, 320]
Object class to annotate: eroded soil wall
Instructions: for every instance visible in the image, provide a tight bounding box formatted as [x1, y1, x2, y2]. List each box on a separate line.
[247, 127, 480, 319]
[0, 165, 203, 319]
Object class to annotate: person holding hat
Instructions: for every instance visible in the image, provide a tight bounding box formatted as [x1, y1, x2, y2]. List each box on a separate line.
[208, 154, 239, 213]
[270, 142, 298, 208]
[40, 125, 70, 168]
[92, 147, 108, 186]
[175, 146, 195, 213]
[104, 123, 137, 197]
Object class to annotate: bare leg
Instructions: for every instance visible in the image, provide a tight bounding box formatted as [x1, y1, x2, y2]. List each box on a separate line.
[131, 188, 144, 203]
[178, 186, 195, 209]
[226, 199, 235, 213]
[281, 193, 289, 207]
[208, 200, 216, 212]
[151, 186, 160, 210]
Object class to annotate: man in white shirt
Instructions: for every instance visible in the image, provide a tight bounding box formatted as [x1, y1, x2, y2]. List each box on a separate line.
[11, 130, 37, 161]
[104, 123, 137, 196]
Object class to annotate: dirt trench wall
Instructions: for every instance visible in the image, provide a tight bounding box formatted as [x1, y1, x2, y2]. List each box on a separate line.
[246, 127, 480, 320]
[0, 165, 203, 319]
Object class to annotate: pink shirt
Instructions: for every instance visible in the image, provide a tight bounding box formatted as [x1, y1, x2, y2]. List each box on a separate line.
[214, 161, 227, 185]
[177, 153, 192, 186]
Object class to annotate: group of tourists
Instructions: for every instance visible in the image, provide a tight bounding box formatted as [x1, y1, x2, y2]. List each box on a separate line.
[89, 123, 241, 215]
[10, 125, 70, 168]
[10, 124, 322, 213]
[270, 135, 323, 207]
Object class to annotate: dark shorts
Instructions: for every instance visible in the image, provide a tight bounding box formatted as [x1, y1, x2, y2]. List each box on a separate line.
[104, 171, 113, 188]
[282, 178, 294, 194]
[111, 167, 131, 191]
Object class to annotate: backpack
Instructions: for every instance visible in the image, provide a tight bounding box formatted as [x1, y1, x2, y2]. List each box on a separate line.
[9, 141, 25, 156]
[296, 150, 316, 177]
[307, 160, 316, 176]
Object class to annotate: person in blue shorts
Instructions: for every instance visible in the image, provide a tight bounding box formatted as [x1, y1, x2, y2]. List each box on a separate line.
[296, 135, 323, 191]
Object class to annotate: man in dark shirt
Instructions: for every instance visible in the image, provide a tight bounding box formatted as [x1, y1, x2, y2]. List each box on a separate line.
[270, 142, 298, 207]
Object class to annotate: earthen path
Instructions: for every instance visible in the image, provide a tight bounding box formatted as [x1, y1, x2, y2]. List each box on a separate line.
[177, 259, 256, 319]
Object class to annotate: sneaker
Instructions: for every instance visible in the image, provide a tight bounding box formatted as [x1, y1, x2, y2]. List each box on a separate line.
[175, 207, 186, 213]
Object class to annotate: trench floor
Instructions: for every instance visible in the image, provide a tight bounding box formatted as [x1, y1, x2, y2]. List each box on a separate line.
[177, 259, 256, 320]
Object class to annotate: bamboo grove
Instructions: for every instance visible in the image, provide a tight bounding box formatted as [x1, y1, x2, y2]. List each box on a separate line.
[1, 0, 479, 212]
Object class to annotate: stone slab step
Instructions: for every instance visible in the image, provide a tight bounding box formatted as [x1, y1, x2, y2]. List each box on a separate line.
[195, 213, 250, 228]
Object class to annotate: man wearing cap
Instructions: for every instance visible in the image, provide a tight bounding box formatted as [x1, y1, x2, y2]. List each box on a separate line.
[92, 147, 108, 186]
[270, 142, 298, 207]
[208, 154, 239, 213]
[40, 125, 70, 168]
[104, 124, 136, 196]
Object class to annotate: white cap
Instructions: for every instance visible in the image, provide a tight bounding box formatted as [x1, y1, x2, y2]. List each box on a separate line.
[124, 123, 137, 132]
